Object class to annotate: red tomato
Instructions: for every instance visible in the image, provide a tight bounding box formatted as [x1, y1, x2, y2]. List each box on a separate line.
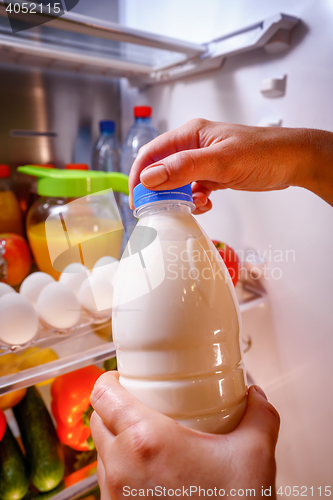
[0, 233, 31, 286]
[0, 408, 6, 442]
[212, 240, 240, 286]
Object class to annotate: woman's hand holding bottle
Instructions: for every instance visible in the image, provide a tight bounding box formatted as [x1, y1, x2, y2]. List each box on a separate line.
[129, 119, 333, 211]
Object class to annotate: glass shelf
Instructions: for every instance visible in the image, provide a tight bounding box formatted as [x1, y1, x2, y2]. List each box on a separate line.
[237, 276, 267, 313]
[0, 274, 265, 396]
[0, 4, 299, 83]
[0, 309, 111, 354]
[51, 474, 99, 500]
[0, 303, 116, 397]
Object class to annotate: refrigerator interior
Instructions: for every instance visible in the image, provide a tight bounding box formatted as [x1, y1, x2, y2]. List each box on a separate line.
[119, 0, 333, 490]
[0, 0, 332, 496]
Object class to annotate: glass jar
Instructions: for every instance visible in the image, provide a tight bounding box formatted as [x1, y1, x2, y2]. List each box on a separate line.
[19, 166, 128, 280]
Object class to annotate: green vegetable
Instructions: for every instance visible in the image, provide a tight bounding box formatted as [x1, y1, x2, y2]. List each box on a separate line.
[103, 357, 117, 371]
[13, 386, 65, 492]
[21, 482, 65, 500]
[0, 425, 29, 500]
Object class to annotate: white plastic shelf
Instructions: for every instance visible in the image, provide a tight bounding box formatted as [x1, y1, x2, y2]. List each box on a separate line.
[0, 318, 116, 395]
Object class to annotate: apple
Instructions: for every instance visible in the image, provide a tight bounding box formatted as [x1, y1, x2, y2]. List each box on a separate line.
[212, 240, 240, 287]
[0, 233, 31, 286]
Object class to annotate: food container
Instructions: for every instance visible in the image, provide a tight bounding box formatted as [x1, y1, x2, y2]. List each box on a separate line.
[18, 166, 128, 280]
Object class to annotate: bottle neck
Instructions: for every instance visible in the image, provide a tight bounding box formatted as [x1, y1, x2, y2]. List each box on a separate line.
[101, 130, 115, 136]
[135, 117, 151, 124]
[134, 200, 194, 218]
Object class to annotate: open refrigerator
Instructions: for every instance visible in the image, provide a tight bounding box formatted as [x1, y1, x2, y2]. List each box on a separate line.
[0, 0, 332, 498]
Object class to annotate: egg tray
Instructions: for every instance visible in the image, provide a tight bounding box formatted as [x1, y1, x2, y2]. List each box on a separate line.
[0, 308, 111, 357]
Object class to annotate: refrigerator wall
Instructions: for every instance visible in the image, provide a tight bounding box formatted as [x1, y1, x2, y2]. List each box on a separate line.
[120, 0, 333, 489]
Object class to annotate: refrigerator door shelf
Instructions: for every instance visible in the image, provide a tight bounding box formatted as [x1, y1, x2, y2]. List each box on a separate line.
[48, 473, 99, 500]
[0, 307, 112, 354]
[0, 322, 116, 396]
[0, 5, 299, 84]
[237, 271, 267, 313]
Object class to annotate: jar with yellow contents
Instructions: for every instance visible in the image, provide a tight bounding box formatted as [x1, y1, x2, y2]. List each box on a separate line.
[18, 166, 129, 280]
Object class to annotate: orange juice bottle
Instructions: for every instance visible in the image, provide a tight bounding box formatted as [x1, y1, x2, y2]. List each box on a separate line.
[0, 165, 24, 236]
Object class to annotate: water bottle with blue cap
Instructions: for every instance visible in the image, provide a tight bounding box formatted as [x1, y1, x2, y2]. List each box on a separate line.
[112, 183, 247, 434]
[92, 120, 120, 173]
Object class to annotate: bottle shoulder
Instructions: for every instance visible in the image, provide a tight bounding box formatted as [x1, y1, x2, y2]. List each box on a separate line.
[122, 124, 158, 151]
[136, 210, 202, 241]
[94, 134, 121, 151]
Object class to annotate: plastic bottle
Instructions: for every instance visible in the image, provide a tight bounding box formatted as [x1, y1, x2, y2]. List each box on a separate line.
[0, 164, 23, 235]
[120, 106, 158, 240]
[113, 183, 247, 434]
[92, 121, 120, 173]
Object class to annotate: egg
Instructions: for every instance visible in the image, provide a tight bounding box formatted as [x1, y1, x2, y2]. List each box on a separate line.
[92, 256, 119, 285]
[59, 263, 90, 297]
[78, 275, 113, 317]
[20, 272, 55, 308]
[0, 294, 39, 345]
[0, 282, 16, 299]
[37, 282, 81, 330]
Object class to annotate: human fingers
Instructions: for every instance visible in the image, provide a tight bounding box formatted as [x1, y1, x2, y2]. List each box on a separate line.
[91, 411, 128, 497]
[128, 118, 211, 207]
[91, 371, 162, 436]
[90, 410, 115, 455]
[193, 194, 213, 215]
[97, 454, 112, 500]
[234, 385, 280, 453]
[129, 142, 230, 209]
[191, 181, 213, 214]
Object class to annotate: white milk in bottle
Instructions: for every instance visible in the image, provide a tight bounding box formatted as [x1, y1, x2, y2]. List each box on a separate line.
[112, 183, 247, 433]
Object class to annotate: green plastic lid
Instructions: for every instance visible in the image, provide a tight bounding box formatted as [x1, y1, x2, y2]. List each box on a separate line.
[18, 165, 129, 197]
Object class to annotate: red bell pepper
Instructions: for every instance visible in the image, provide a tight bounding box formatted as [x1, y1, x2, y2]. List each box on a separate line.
[0, 408, 6, 442]
[51, 365, 104, 451]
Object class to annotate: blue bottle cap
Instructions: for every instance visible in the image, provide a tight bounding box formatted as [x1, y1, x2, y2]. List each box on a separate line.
[133, 183, 193, 210]
[100, 120, 115, 133]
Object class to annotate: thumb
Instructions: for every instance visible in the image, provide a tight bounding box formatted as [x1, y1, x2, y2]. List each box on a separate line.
[139, 145, 223, 191]
[234, 385, 280, 452]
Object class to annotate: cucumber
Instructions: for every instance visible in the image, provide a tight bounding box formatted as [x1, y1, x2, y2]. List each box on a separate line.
[13, 386, 65, 493]
[0, 425, 29, 500]
[23, 482, 64, 500]
[103, 356, 117, 371]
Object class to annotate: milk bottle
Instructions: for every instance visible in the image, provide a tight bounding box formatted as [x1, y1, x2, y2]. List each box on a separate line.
[112, 183, 247, 434]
